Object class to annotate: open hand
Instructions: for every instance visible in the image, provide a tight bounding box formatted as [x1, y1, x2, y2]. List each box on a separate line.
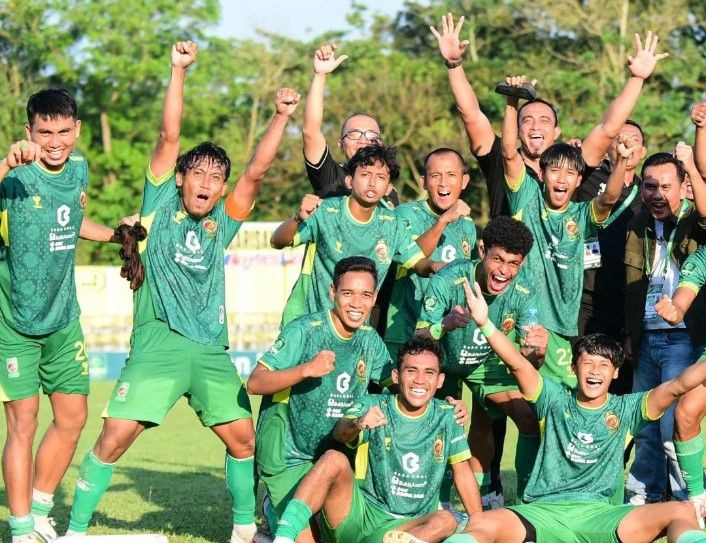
[627, 31, 668, 80]
[430, 13, 469, 63]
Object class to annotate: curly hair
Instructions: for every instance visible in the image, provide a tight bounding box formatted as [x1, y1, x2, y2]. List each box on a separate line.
[343, 144, 400, 181]
[481, 216, 534, 257]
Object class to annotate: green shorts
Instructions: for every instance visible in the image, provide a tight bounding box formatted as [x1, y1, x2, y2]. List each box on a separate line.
[0, 317, 89, 401]
[466, 381, 519, 420]
[540, 331, 577, 389]
[321, 482, 411, 543]
[508, 501, 634, 543]
[105, 321, 251, 426]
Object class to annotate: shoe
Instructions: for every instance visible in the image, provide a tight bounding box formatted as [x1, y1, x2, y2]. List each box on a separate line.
[12, 535, 38, 543]
[231, 522, 257, 543]
[33, 516, 57, 543]
[481, 490, 505, 510]
[63, 530, 87, 537]
[383, 531, 428, 543]
[690, 492, 706, 529]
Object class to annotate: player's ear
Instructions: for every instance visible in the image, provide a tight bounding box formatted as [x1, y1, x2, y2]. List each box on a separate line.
[612, 367, 619, 380]
[24, 123, 31, 140]
[477, 240, 485, 259]
[554, 126, 561, 140]
[461, 173, 470, 190]
[384, 181, 393, 197]
[329, 282, 336, 302]
[435, 371, 445, 390]
[419, 175, 427, 192]
[391, 368, 400, 385]
[220, 181, 227, 197]
[74, 119, 81, 139]
[176, 172, 184, 187]
[344, 175, 353, 190]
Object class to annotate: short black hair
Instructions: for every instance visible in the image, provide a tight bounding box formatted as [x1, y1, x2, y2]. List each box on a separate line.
[176, 141, 231, 181]
[481, 216, 533, 257]
[624, 119, 645, 143]
[396, 335, 444, 371]
[539, 143, 586, 175]
[572, 333, 624, 369]
[340, 113, 381, 138]
[518, 98, 559, 127]
[344, 144, 400, 181]
[641, 152, 686, 183]
[422, 148, 467, 176]
[26, 88, 78, 126]
[333, 256, 378, 289]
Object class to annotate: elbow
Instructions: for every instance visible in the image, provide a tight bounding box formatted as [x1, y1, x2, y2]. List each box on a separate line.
[245, 380, 258, 395]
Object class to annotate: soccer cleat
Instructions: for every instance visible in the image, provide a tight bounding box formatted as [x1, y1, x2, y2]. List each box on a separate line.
[33, 516, 57, 543]
[12, 535, 38, 543]
[481, 490, 505, 511]
[63, 530, 87, 537]
[231, 522, 257, 543]
[383, 530, 428, 543]
[690, 492, 706, 529]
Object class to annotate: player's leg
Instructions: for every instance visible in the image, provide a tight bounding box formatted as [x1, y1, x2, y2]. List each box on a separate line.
[617, 501, 706, 543]
[468, 395, 493, 498]
[383, 510, 457, 542]
[441, 508, 527, 543]
[674, 382, 706, 519]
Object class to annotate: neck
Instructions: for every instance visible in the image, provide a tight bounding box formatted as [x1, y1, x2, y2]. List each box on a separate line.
[396, 395, 427, 417]
[521, 150, 541, 174]
[347, 196, 376, 221]
[329, 309, 354, 339]
[576, 391, 608, 409]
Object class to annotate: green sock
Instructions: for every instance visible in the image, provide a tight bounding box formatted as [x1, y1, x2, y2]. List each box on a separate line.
[225, 454, 256, 525]
[675, 435, 706, 498]
[676, 529, 706, 543]
[68, 450, 115, 533]
[8, 514, 34, 537]
[515, 433, 540, 499]
[275, 498, 312, 541]
[439, 465, 453, 502]
[474, 471, 490, 496]
[31, 489, 54, 517]
[443, 535, 478, 543]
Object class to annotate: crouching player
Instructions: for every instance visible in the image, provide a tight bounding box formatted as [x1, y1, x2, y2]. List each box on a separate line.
[444, 280, 706, 543]
[272, 336, 481, 543]
[66, 41, 300, 543]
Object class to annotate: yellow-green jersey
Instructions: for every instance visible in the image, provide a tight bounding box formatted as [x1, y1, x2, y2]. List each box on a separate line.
[346, 393, 471, 517]
[507, 167, 603, 336]
[257, 310, 393, 469]
[523, 376, 653, 503]
[678, 245, 706, 294]
[281, 196, 425, 327]
[385, 200, 476, 345]
[0, 154, 88, 335]
[133, 168, 242, 347]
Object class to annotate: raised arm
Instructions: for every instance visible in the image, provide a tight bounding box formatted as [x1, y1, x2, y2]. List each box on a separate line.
[270, 193, 321, 249]
[593, 134, 635, 221]
[693, 102, 706, 178]
[226, 88, 301, 221]
[302, 44, 348, 167]
[246, 350, 335, 395]
[430, 13, 495, 156]
[675, 141, 706, 217]
[463, 279, 540, 397]
[414, 200, 471, 256]
[150, 41, 198, 178]
[501, 76, 531, 187]
[581, 32, 668, 166]
[647, 358, 706, 419]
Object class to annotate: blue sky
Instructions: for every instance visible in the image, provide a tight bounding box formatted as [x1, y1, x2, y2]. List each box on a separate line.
[216, 0, 406, 41]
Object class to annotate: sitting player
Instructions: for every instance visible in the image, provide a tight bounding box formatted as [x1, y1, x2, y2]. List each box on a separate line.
[65, 41, 300, 543]
[272, 336, 481, 543]
[443, 280, 706, 543]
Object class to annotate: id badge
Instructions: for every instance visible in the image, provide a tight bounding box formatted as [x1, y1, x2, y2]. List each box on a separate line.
[584, 240, 601, 269]
[644, 281, 664, 321]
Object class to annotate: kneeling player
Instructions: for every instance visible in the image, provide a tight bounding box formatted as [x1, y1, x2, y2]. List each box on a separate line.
[272, 336, 481, 543]
[444, 281, 706, 543]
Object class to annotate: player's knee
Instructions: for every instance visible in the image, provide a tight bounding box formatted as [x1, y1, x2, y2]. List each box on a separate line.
[434, 509, 458, 532]
[319, 449, 350, 474]
[5, 405, 39, 441]
[675, 399, 702, 438]
[94, 424, 135, 461]
[54, 408, 88, 439]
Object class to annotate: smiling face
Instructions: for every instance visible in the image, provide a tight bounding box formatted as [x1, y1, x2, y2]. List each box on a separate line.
[422, 152, 470, 214]
[573, 352, 619, 406]
[393, 350, 444, 416]
[641, 163, 683, 221]
[329, 270, 377, 337]
[339, 115, 382, 160]
[345, 160, 392, 208]
[26, 115, 81, 171]
[478, 245, 525, 296]
[176, 157, 227, 219]
[518, 101, 560, 160]
[540, 159, 582, 211]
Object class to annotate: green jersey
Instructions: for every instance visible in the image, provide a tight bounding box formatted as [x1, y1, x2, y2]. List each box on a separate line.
[385, 201, 476, 345]
[417, 259, 536, 383]
[0, 154, 88, 335]
[524, 376, 652, 503]
[257, 310, 393, 467]
[134, 169, 242, 347]
[346, 393, 471, 517]
[281, 196, 425, 326]
[678, 245, 706, 294]
[507, 168, 601, 336]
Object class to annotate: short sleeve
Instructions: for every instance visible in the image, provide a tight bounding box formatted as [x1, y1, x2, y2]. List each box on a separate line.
[213, 201, 243, 247]
[526, 376, 563, 420]
[391, 221, 424, 269]
[678, 247, 706, 293]
[474, 136, 508, 219]
[292, 210, 321, 248]
[258, 324, 306, 371]
[630, 391, 655, 435]
[505, 167, 538, 216]
[141, 167, 178, 216]
[305, 145, 348, 198]
[417, 271, 454, 328]
[446, 407, 471, 464]
[369, 335, 394, 386]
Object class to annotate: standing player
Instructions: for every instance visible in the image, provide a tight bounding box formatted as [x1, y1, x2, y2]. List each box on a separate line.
[384, 148, 476, 360]
[0, 88, 125, 543]
[416, 216, 545, 500]
[272, 336, 481, 543]
[272, 144, 440, 327]
[445, 282, 706, 543]
[65, 41, 300, 543]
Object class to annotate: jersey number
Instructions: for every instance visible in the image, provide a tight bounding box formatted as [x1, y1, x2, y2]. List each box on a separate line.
[74, 340, 89, 376]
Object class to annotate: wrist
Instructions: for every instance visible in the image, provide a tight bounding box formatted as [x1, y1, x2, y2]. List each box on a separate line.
[354, 417, 366, 431]
[430, 322, 446, 340]
[479, 319, 496, 338]
[293, 214, 304, 225]
[445, 58, 463, 69]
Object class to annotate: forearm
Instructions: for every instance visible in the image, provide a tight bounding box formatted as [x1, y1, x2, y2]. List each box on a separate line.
[415, 221, 446, 257]
[303, 73, 326, 141]
[0, 158, 10, 184]
[244, 112, 290, 183]
[270, 217, 299, 249]
[158, 66, 186, 146]
[452, 460, 482, 514]
[501, 102, 523, 185]
[333, 417, 360, 445]
[696, 127, 706, 178]
[79, 218, 118, 243]
[594, 158, 628, 219]
[246, 364, 308, 395]
[685, 163, 706, 216]
[413, 258, 443, 277]
[482, 319, 539, 396]
[448, 67, 494, 155]
[650, 359, 706, 417]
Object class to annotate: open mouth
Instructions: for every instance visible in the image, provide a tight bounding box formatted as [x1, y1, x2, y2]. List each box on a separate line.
[529, 134, 544, 144]
[585, 377, 603, 390]
[347, 310, 363, 320]
[489, 273, 509, 292]
[650, 201, 667, 212]
[45, 149, 64, 160]
[196, 193, 209, 202]
[410, 387, 427, 397]
[365, 189, 377, 199]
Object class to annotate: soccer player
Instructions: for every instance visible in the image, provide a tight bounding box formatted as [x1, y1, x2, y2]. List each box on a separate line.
[272, 144, 441, 327]
[444, 281, 706, 543]
[384, 147, 476, 360]
[0, 88, 127, 543]
[501, 81, 639, 388]
[65, 41, 300, 543]
[416, 216, 545, 500]
[271, 336, 481, 543]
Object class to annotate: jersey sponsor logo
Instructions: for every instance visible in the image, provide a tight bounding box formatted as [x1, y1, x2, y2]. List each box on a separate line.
[577, 432, 594, 445]
[565, 217, 580, 240]
[423, 295, 438, 312]
[116, 382, 130, 402]
[472, 328, 488, 346]
[402, 452, 420, 474]
[79, 191, 87, 209]
[440, 245, 457, 262]
[336, 372, 351, 393]
[6, 357, 19, 378]
[375, 239, 390, 262]
[268, 337, 286, 355]
[462, 237, 471, 259]
[433, 434, 444, 462]
[202, 217, 217, 236]
[185, 231, 201, 252]
[543, 234, 570, 270]
[604, 411, 620, 431]
[32, 195, 42, 209]
[56, 205, 71, 226]
[501, 314, 516, 333]
[173, 210, 188, 224]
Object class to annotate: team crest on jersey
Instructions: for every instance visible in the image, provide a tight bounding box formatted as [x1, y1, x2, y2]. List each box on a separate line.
[384, 437, 392, 451]
[6, 357, 19, 378]
[604, 411, 620, 431]
[424, 295, 438, 312]
[173, 210, 188, 224]
[356, 358, 367, 382]
[461, 237, 471, 259]
[32, 195, 42, 209]
[565, 218, 580, 240]
[202, 217, 217, 237]
[79, 191, 87, 209]
[375, 239, 390, 262]
[433, 434, 444, 461]
[268, 337, 286, 355]
[116, 382, 130, 402]
[501, 314, 516, 333]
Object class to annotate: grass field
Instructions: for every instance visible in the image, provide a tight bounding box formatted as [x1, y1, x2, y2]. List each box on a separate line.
[0, 383, 681, 543]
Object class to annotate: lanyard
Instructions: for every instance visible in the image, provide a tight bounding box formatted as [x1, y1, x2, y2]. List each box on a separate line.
[644, 199, 689, 278]
[603, 184, 639, 228]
